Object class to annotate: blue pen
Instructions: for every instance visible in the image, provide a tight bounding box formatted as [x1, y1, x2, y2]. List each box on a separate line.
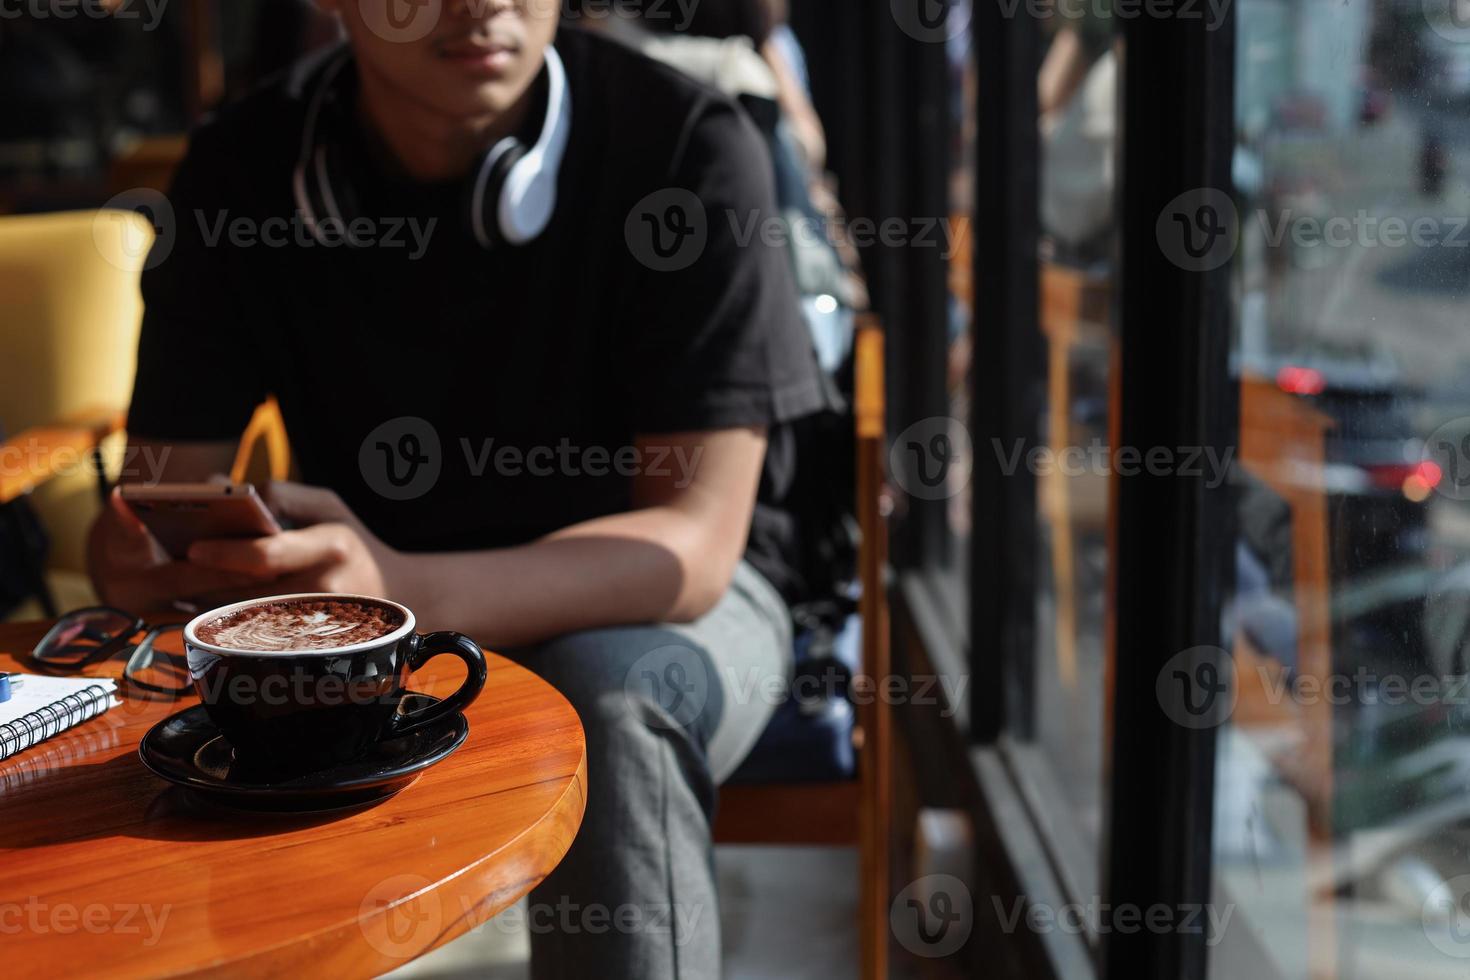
[0, 673, 22, 704]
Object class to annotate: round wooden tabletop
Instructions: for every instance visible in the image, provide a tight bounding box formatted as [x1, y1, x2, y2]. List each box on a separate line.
[0, 619, 586, 979]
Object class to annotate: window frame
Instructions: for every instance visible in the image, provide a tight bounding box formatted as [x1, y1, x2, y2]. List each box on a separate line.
[898, 0, 1239, 976]
[799, 0, 1240, 974]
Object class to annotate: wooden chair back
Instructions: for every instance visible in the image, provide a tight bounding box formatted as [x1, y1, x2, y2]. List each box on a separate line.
[713, 314, 891, 980]
[230, 397, 294, 486]
[854, 315, 892, 980]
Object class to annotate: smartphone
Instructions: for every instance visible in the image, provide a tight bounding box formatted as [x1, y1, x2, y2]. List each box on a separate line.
[119, 483, 283, 560]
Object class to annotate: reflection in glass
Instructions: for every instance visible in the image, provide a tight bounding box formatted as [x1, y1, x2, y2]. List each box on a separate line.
[1214, 1, 1470, 975]
[944, 0, 977, 622]
[1011, 6, 1119, 906]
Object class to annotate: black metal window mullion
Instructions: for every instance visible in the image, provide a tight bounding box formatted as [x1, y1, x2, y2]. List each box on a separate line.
[895, 3, 953, 573]
[861, 2, 949, 572]
[1101, 6, 1238, 979]
[969, 0, 1042, 744]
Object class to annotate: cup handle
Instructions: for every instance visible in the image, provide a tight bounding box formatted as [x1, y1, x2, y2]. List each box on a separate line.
[390, 631, 488, 735]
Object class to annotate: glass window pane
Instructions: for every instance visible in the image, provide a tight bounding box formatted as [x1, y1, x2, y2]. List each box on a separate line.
[1212, 1, 1470, 975]
[951, 6, 975, 589]
[1006, 7, 1118, 905]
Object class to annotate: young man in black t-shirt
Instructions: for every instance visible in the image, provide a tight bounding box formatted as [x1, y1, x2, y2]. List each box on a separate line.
[88, 3, 826, 977]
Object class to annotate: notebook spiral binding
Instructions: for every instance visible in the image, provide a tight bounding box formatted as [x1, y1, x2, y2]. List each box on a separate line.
[0, 685, 113, 761]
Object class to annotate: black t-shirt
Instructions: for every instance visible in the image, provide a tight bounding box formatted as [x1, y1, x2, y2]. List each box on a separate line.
[127, 28, 828, 600]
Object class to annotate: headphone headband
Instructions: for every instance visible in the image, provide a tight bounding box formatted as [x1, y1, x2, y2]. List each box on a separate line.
[292, 49, 352, 245]
[293, 45, 572, 250]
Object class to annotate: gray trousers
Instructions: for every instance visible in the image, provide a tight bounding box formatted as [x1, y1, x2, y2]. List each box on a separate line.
[505, 561, 793, 980]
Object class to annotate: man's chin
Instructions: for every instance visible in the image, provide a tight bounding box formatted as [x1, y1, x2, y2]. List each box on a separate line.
[438, 87, 522, 122]
[411, 68, 528, 119]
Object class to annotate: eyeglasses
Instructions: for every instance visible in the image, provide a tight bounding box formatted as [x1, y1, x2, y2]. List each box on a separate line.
[29, 607, 191, 696]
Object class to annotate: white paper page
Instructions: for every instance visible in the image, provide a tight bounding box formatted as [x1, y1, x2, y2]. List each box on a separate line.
[0, 674, 119, 727]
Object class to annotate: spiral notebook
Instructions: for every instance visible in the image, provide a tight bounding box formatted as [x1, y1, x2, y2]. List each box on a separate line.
[0, 675, 119, 762]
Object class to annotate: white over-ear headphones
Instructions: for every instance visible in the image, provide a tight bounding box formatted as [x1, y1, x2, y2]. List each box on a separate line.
[293, 45, 572, 250]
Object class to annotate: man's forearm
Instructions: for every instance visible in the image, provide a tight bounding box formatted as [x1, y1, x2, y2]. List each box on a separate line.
[391, 505, 741, 649]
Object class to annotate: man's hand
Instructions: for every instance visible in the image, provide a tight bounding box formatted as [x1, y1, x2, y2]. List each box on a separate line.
[87, 487, 262, 611]
[186, 482, 398, 599]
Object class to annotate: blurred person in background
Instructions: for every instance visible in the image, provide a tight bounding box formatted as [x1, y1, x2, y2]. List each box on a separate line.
[574, 0, 861, 355]
[1038, 9, 1116, 266]
[628, 0, 826, 173]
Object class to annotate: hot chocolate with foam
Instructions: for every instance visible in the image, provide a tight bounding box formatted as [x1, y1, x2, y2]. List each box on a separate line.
[196, 598, 404, 652]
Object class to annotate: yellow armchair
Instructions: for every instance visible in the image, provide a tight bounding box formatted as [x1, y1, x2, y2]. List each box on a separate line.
[0, 209, 293, 620]
[0, 210, 152, 614]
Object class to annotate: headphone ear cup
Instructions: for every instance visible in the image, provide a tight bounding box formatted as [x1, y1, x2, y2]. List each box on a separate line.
[467, 139, 527, 250]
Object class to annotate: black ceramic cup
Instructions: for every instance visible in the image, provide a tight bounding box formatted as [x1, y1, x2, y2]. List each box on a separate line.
[183, 594, 487, 775]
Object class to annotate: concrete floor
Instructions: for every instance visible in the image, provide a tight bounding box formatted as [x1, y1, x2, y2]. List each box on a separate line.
[387, 845, 860, 980]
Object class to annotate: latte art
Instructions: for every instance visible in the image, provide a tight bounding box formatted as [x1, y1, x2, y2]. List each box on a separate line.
[197, 599, 404, 652]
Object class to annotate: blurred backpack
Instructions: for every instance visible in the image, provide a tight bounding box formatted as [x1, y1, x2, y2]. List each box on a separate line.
[739, 86, 863, 617]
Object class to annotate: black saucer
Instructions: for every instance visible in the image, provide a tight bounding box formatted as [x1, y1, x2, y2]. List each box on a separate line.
[139, 693, 469, 812]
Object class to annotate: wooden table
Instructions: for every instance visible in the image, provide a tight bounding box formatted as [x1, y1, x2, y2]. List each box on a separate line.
[0, 619, 587, 979]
